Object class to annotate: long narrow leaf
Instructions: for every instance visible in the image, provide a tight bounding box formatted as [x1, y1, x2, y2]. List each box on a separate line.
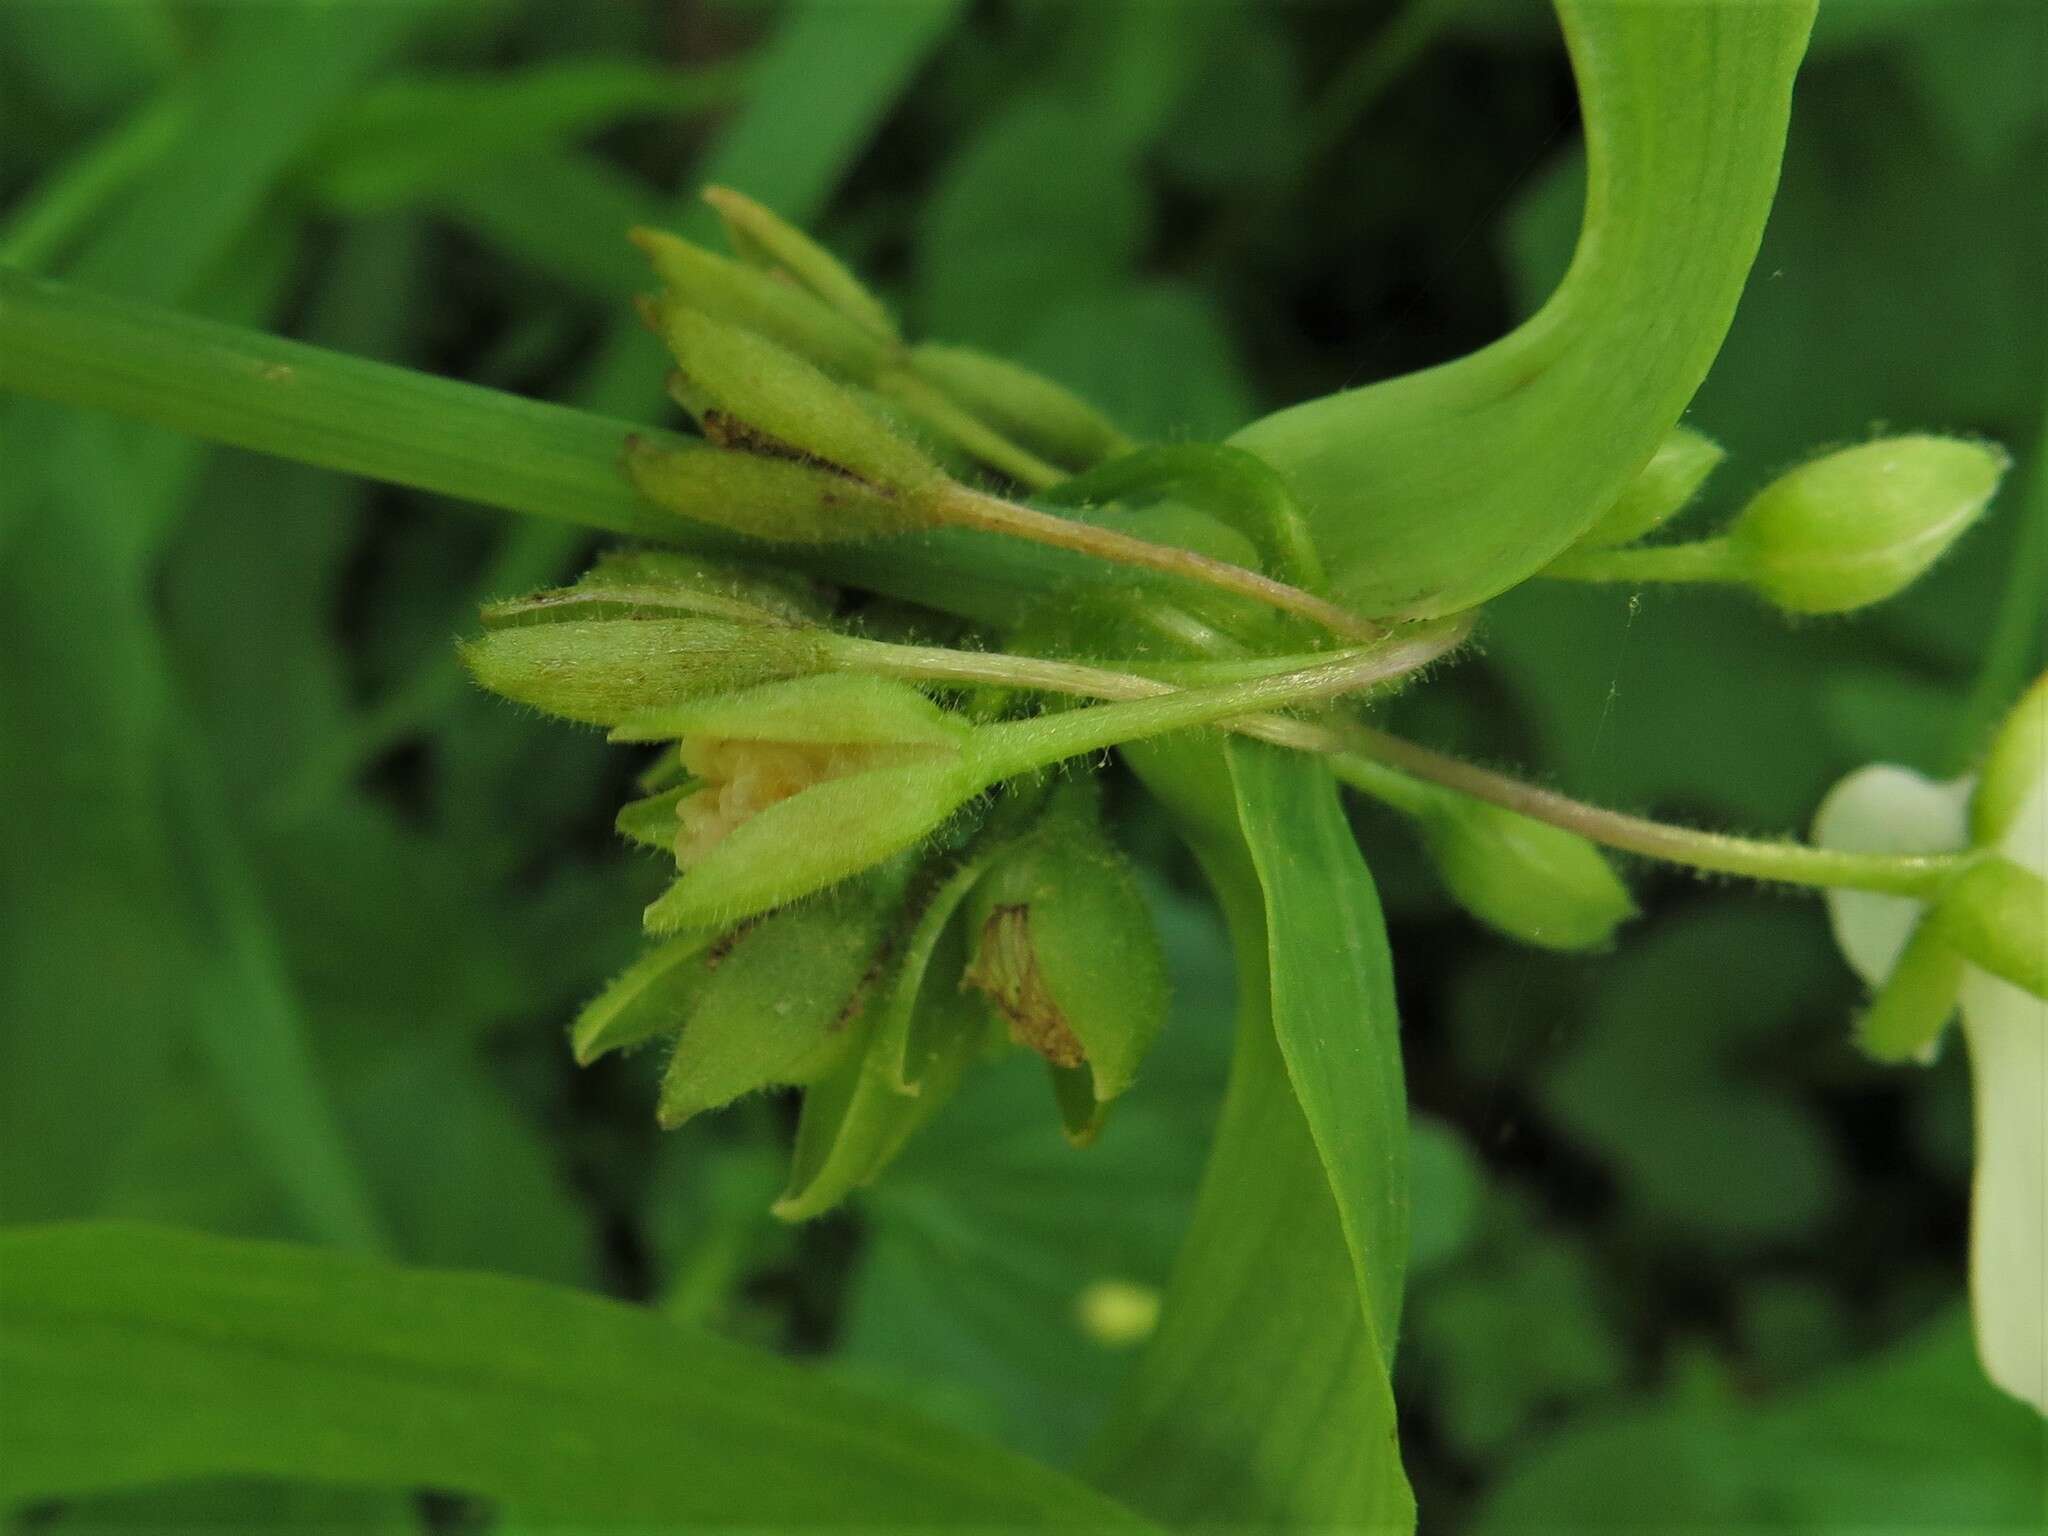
[0, 1223, 1156, 1530]
[1091, 741, 1412, 1531]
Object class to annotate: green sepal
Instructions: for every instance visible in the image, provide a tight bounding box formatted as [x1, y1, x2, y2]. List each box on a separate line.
[572, 930, 719, 1066]
[483, 548, 830, 630]
[961, 784, 1167, 1103]
[657, 864, 914, 1129]
[907, 343, 1132, 472]
[703, 185, 900, 346]
[1416, 796, 1636, 952]
[644, 301, 941, 497]
[631, 225, 890, 380]
[1728, 435, 2008, 614]
[1855, 914, 1963, 1064]
[644, 757, 986, 933]
[623, 434, 923, 543]
[1574, 424, 1725, 548]
[1971, 671, 2048, 847]
[610, 674, 970, 751]
[460, 617, 835, 727]
[1047, 1061, 1108, 1148]
[877, 854, 1008, 1094]
[1928, 858, 2048, 1001]
[616, 784, 690, 852]
[772, 922, 991, 1222]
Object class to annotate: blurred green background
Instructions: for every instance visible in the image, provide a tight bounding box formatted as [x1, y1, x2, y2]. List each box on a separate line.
[1, 1, 2042, 1529]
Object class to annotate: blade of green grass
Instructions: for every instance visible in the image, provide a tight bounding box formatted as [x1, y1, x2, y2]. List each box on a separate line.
[0, 266, 686, 541]
[0, 7, 435, 1257]
[0, 90, 190, 272]
[300, 57, 750, 212]
[0, 1222, 1158, 1530]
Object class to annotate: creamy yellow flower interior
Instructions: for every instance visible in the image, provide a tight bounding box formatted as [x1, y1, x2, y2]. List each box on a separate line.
[675, 738, 947, 864]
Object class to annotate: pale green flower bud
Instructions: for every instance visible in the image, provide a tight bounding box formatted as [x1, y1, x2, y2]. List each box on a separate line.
[1728, 436, 2008, 614]
[641, 300, 942, 498]
[962, 787, 1167, 1139]
[622, 433, 924, 542]
[460, 617, 835, 726]
[630, 225, 890, 380]
[1418, 798, 1635, 951]
[1575, 424, 1725, 548]
[702, 185, 900, 347]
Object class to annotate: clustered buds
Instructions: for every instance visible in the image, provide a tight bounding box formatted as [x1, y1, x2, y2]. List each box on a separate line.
[460, 553, 1216, 1212]
[624, 191, 1130, 556]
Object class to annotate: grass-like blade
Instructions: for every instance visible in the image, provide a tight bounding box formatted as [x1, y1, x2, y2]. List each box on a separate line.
[1090, 741, 1412, 1531]
[0, 1222, 1158, 1530]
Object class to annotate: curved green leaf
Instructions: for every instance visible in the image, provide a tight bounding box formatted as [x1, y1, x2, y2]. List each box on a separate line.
[0, 1222, 1154, 1530]
[1232, 0, 1818, 616]
[1090, 741, 1412, 1531]
[1227, 741, 1409, 1350]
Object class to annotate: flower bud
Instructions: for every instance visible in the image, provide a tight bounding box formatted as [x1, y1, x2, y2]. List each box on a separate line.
[623, 434, 924, 543]
[460, 617, 835, 726]
[701, 185, 900, 347]
[906, 343, 1132, 472]
[1971, 672, 2048, 848]
[483, 549, 828, 631]
[630, 225, 889, 380]
[1417, 798, 1635, 951]
[617, 675, 982, 931]
[1728, 436, 2007, 614]
[657, 865, 914, 1128]
[1574, 424, 1724, 548]
[961, 787, 1167, 1135]
[642, 301, 943, 498]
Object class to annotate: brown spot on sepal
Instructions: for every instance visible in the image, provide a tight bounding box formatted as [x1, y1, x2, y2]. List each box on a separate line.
[962, 904, 1086, 1069]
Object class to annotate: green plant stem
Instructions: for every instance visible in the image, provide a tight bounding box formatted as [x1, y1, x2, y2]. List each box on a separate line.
[970, 629, 1463, 780]
[937, 484, 1385, 642]
[844, 632, 1963, 898]
[1331, 725, 1972, 897]
[1538, 536, 1746, 587]
[0, 265, 688, 541]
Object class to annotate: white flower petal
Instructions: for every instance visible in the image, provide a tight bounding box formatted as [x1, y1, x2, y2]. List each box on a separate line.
[1960, 970, 2048, 1415]
[1812, 764, 1973, 984]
